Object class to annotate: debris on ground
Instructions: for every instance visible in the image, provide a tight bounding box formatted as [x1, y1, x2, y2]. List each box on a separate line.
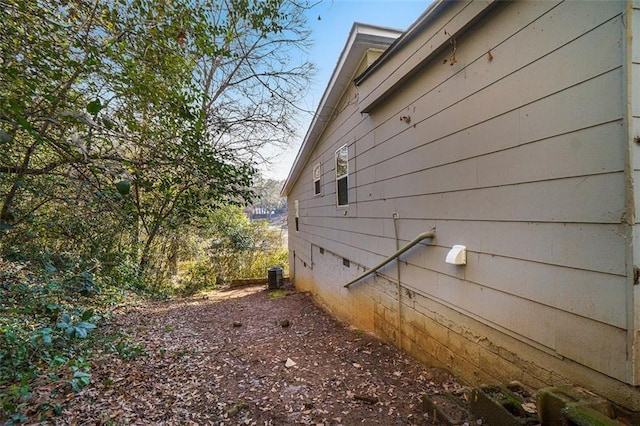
[20, 284, 469, 424]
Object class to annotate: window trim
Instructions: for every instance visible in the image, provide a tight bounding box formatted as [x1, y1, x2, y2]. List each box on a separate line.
[313, 163, 322, 196]
[335, 144, 348, 207]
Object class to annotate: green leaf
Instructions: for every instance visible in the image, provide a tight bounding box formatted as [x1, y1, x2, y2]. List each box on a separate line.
[86, 99, 102, 115]
[73, 371, 91, 380]
[70, 371, 91, 392]
[0, 129, 11, 143]
[77, 322, 96, 331]
[44, 261, 57, 274]
[115, 180, 131, 195]
[81, 309, 94, 321]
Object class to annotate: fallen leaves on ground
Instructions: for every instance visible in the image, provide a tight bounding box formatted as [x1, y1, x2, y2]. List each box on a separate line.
[25, 285, 466, 425]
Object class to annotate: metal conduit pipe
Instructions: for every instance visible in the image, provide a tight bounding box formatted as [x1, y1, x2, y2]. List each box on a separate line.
[343, 228, 436, 288]
[393, 213, 402, 350]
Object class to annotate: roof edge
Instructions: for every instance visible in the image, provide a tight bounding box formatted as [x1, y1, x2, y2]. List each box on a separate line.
[353, 0, 446, 86]
[281, 23, 402, 196]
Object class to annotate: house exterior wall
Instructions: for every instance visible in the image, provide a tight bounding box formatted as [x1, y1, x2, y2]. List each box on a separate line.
[287, 0, 640, 409]
[629, 1, 640, 386]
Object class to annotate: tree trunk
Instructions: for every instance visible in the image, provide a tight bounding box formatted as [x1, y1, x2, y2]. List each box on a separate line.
[0, 141, 38, 232]
[138, 219, 162, 276]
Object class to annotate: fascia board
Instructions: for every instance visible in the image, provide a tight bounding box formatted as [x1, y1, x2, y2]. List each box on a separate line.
[356, 0, 498, 113]
[281, 23, 401, 196]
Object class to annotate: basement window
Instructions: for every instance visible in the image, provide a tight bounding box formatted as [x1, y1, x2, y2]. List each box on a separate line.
[343, 258, 350, 267]
[335, 144, 348, 207]
[313, 163, 322, 196]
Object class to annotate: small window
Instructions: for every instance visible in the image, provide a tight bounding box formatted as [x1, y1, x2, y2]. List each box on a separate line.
[294, 200, 299, 232]
[335, 144, 348, 206]
[313, 163, 322, 196]
[343, 258, 350, 267]
[319, 247, 324, 255]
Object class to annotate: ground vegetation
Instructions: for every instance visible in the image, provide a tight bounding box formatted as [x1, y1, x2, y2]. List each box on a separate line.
[1, 0, 310, 421]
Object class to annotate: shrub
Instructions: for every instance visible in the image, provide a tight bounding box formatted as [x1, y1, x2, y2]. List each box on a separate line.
[0, 255, 146, 422]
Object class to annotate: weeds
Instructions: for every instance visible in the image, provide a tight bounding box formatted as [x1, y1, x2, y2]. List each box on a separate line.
[267, 289, 290, 300]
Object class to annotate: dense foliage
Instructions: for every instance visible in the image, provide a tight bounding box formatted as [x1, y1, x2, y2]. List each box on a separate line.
[0, 0, 308, 421]
[0, 255, 148, 423]
[0, 0, 309, 273]
[178, 205, 288, 294]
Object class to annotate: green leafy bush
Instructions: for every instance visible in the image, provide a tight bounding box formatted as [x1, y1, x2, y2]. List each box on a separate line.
[0, 256, 143, 422]
[169, 205, 287, 294]
[206, 206, 288, 280]
[56, 311, 97, 339]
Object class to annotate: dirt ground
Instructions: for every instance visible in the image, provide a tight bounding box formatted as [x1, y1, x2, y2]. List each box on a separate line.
[31, 284, 471, 425]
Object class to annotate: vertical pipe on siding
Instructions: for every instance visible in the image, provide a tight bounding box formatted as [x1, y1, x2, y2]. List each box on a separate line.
[393, 212, 403, 350]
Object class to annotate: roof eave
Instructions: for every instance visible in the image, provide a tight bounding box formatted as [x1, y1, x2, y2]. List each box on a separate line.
[281, 23, 402, 196]
[354, 0, 447, 86]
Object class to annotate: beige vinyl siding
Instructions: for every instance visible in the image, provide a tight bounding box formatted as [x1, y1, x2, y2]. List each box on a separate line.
[356, 0, 500, 112]
[627, 2, 640, 385]
[289, 0, 629, 383]
[285, 0, 640, 398]
[355, 1, 627, 380]
[632, 7, 640, 234]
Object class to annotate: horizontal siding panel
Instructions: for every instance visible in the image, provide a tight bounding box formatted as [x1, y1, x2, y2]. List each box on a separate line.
[406, 268, 628, 381]
[634, 7, 640, 64]
[314, 227, 395, 259]
[463, 253, 626, 329]
[357, 0, 487, 110]
[320, 235, 626, 332]
[304, 218, 626, 276]
[362, 122, 624, 195]
[634, 114, 640, 173]
[288, 238, 311, 265]
[398, 220, 626, 276]
[310, 238, 376, 272]
[309, 110, 367, 166]
[356, 129, 378, 160]
[634, 63, 640, 118]
[306, 216, 390, 238]
[474, 123, 624, 187]
[432, 272, 558, 349]
[362, 68, 623, 183]
[354, 166, 379, 202]
[397, 253, 625, 331]
[304, 204, 343, 219]
[555, 314, 627, 381]
[356, 173, 625, 223]
[635, 170, 640, 227]
[366, 3, 623, 154]
[304, 223, 433, 270]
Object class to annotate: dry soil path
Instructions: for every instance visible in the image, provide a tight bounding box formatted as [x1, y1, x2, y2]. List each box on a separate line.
[44, 285, 468, 425]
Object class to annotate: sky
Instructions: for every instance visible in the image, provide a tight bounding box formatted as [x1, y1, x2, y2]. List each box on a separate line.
[259, 0, 432, 181]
